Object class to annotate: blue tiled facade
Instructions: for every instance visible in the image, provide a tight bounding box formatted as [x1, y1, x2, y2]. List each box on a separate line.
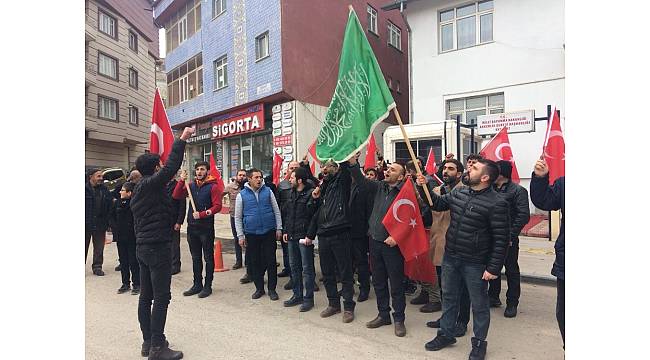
[156, 0, 283, 126]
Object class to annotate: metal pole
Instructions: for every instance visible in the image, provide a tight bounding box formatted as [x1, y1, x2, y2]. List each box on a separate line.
[546, 105, 552, 242]
[456, 114, 461, 160]
[443, 120, 447, 156]
[470, 127, 475, 154]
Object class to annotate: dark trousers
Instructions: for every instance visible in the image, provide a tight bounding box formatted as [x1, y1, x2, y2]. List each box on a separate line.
[488, 243, 521, 305]
[230, 216, 243, 264]
[319, 232, 356, 311]
[438, 255, 491, 341]
[137, 243, 172, 347]
[187, 225, 215, 287]
[247, 231, 277, 292]
[557, 278, 565, 346]
[457, 279, 471, 326]
[281, 240, 291, 274]
[171, 230, 181, 272]
[369, 240, 406, 322]
[85, 229, 106, 271]
[351, 236, 371, 292]
[288, 240, 316, 302]
[117, 239, 139, 287]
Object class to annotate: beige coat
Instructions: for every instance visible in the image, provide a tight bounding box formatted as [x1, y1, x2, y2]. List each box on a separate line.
[429, 181, 464, 266]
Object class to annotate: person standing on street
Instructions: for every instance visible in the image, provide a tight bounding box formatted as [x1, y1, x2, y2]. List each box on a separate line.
[423, 159, 510, 360]
[114, 181, 140, 295]
[530, 158, 565, 347]
[276, 161, 301, 289]
[488, 160, 530, 317]
[173, 162, 223, 299]
[130, 126, 194, 360]
[224, 169, 249, 277]
[166, 176, 186, 275]
[85, 168, 112, 276]
[235, 168, 283, 301]
[349, 161, 372, 303]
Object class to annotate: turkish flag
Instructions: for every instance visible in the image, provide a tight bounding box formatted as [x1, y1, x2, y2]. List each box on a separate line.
[425, 147, 437, 175]
[480, 126, 521, 183]
[364, 134, 377, 171]
[543, 108, 565, 184]
[308, 141, 320, 165]
[381, 179, 430, 262]
[272, 152, 283, 186]
[149, 88, 175, 163]
[209, 152, 225, 195]
[404, 254, 437, 285]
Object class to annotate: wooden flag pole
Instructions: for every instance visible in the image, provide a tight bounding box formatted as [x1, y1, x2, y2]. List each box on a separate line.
[392, 107, 434, 206]
[185, 162, 197, 213]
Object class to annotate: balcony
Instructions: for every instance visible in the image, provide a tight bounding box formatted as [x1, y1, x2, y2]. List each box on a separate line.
[85, 60, 97, 86]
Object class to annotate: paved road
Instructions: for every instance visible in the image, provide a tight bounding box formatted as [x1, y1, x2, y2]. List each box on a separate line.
[86, 241, 564, 360]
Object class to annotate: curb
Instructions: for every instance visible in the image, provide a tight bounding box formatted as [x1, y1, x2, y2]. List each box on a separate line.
[518, 273, 556, 287]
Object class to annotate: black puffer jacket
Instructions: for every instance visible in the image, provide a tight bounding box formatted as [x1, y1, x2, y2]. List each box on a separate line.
[114, 198, 136, 243]
[166, 179, 186, 226]
[349, 180, 371, 238]
[430, 185, 510, 275]
[85, 182, 112, 232]
[282, 183, 316, 241]
[130, 139, 186, 246]
[494, 181, 530, 243]
[307, 162, 352, 237]
[530, 174, 564, 280]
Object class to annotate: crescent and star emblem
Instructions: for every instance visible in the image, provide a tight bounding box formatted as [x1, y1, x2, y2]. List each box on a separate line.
[544, 130, 565, 160]
[494, 143, 512, 161]
[392, 199, 418, 228]
[151, 123, 165, 154]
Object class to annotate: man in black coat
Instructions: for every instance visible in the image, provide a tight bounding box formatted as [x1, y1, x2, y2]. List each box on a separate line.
[166, 177, 186, 275]
[129, 127, 193, 360]
[488, 161, 530, 318]
[530, 158, 565, 347]
[349, 163, 371, 303]
[276, 161, 301, 287]
[423, 159, 510, 360]
[85, 168, 112, 276]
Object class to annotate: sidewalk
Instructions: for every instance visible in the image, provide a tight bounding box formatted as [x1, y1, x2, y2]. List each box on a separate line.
[183, 213, 557, 286]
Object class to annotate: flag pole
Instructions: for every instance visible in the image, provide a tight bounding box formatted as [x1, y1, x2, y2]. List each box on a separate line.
[392, 107, 434, 206]
[185, 161, 197, 213]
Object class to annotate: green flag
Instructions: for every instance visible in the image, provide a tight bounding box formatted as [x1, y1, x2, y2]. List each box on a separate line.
[316, 8, 395, 162]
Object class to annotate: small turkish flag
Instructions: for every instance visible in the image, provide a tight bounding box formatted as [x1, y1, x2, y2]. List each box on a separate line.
[272, 151, 283, 186]
[425, 147, 437, 175]
[381, 179, 429, 262]
[209, 152, 225, 195]
[149, 88, 175, 163]
[480, 126, 521, 183]
[542, 108, 565, 184]
[364, 134, 377, 171]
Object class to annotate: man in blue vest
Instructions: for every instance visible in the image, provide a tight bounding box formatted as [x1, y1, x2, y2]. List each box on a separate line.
[235, 168, 283, 301]
[173, 161, 223, 299]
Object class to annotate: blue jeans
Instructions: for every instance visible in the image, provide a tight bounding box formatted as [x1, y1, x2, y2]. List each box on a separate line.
[287, 240, 316, 302]
[438, 254, 491, 340]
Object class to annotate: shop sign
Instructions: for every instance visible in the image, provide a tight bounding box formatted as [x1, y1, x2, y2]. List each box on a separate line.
[272, 113, 282, 121]
[477, 110, 535, 136]
[211, 104, 265, 139]
[282, 127, 293, 135]
[186, 133, 212, 143]
[282, 118, 293, 127]
[272, 121, 282, 129]
[272, 128, 282, 136]
[273, 135, 292, 147]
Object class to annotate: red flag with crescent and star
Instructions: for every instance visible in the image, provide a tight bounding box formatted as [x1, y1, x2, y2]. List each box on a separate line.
[272, 151, 283, 186]
[364, 134, 377, 171]
[480, 126, 521, 183]
[208, 152, 225, 195]
[149, 88, 175, 163]
[543, 108, 565, 184]
[425, 147, 437, 175]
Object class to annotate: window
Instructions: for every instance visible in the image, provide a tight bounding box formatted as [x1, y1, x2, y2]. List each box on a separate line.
[394, 139, 442, 165]
[439, 1, 493, 52]
[387, 21, 401, 50]
[255, 32, 269, 61]
[128, 30, 138, 52]
[214, 55, 228, 89]
[98, 52, 118, 80]
[446, 92, 504, 126]
[165, 0, 202, 54]
[213, 0, 226, 18]
[98, 10, 117, 39]
[128, 68, 138, 89]
[367, 5, 378, 35]
[98, 95, 118, 121]
[166, 53, 203, 107]
[128, 106, 139, 125]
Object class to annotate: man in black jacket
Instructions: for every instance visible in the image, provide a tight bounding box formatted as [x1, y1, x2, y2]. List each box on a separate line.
[306, 159, 356, 323]
[85, 168, 113, 276]
[166, 177, 186, 275]
[530, 158, 565, 347]
[423, 159, 510, 360]
[276, 161, 300, 288]
[349, 163, 371, 303]
[130, 126, 193, 360]
[488, 161, 530, 318]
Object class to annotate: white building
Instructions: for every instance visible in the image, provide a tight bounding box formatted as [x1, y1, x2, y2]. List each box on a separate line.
[383, 0, 565, 211]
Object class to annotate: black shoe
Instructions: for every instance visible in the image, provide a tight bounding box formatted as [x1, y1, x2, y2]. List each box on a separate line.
[394, 321, 406, 337]
[504, 304, 518, 318]
[283, 280, 294, 290]
[489, 298, 502, 308]
[299, 301, 314, 312]
[278, 269, 291, 277]
[420, 302, 442, 313]
[93, 269, 105, 276]
[115, 264, 121, 272]
[268, 290, 279, 301]
[252, 289, 265, 299]
[469, 337, 488, 360]
[232, 262, 243, 270]
[410, 290, 429, 305]
[240, 274, 251, 284]
[131, 285, 140, 295]
[183, 284, 203, 296]
[117, 284, 130, 294]
[147, 342, 183, 360]
[141, 340, 169, 357]
[171, 268, 180, 275]
[197, 286, 212, 298]
[426, 319, 441, 328]
[283, 296, 303, 307]
[366, 316, 392, 328]
[425, 334, 457, 351]
[357, 290, 369, 302]
[454, 322, 467, 337]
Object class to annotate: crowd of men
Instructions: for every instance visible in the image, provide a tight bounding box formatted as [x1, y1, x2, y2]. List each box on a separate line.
[85, 127, 565, 360]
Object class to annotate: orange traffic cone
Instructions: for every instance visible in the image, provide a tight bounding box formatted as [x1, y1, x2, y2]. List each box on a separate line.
[214, 239, 229, 272]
